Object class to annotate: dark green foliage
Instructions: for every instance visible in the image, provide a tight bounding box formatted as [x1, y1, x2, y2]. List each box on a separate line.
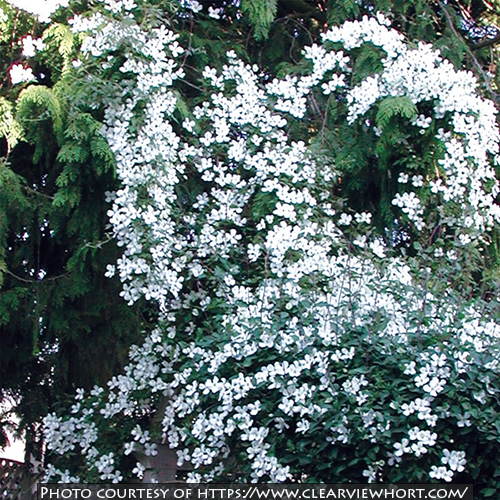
[375, 96, 418, 131]
[0, 6, 145, 458]
[241, 0, 278, 41]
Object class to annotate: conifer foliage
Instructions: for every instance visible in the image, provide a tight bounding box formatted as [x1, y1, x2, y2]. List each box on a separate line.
[1, 0, 500, 495]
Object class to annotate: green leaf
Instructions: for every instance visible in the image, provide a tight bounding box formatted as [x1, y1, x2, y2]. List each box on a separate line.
[241, 0, 278, 41]
[43, 23, 76, 70]
[375, 96, 418, 130]
[0, 97, 23, 149]
[16, 85, 64, 144]
[483, 489, 497, 497]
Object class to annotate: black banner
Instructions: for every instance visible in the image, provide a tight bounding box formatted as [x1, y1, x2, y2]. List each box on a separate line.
[38, 484, 474, 500]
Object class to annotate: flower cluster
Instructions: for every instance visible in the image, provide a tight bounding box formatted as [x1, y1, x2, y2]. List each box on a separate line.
[303, 15, 500, 241]
[9, 63, 36, 84]
[42, 8, 500, 488]
[6, 0, 69, 23]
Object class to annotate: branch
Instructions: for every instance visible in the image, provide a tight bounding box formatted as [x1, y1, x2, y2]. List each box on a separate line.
[5, 269, 35, 283]
[23, 185, 55, 200]
[438, 0, 499, 104]
[5, 269, 69, 283]
[473, 33, 500, 50]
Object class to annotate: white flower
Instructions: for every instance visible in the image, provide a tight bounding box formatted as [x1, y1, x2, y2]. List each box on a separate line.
[105, 264, 116, 278]
[338, 213, 352, 225]
[124, 442, 135, 455]
[404, 361, 417, 375]
[178, 0, 202, 13]
[411, 175, 424, 188]
[132, 462, 145, 479]
[144, 442, 158, 456]
[429, 465, 453, 482]
[394, 438, 410, 457]
[400, 402, 414, 416]
[7, 0, 69, 23]
[208, 6, 222, 19]
[354, 212, 372, 224]
[296, 419, 310, 433]
[370, 239, 386, 258]
[362, 465, 377, 483]
[412, 114, 432, 129]
[423, 376, 446, 397]
[441, 449, 466, 472]
[21, 35, 44, 57]
[177, 448, 191, 467]
[457, 412, 471, 427]
[411, 441, 428, 457]
[10, 64, 36, 84]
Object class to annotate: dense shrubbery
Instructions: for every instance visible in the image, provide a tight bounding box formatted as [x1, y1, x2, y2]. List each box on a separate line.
[1, 0, 500, 496]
